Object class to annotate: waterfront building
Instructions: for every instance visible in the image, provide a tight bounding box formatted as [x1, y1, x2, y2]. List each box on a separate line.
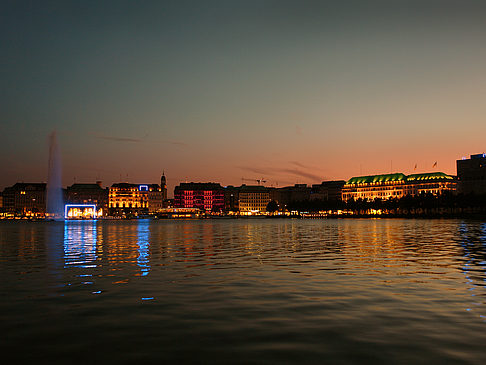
[64, 204, 99, 219]
[264, 182, 346, 210]
[174, 182, 225, 211]
[456, 154, 486, 195]
[224, 185, 240, 212]
[238, 185, 271, 214]
[156, 207, 200, 219]
[109, 183, 155, 216]
[310, 180, 346, 201]
[147, 184, 163, 213]
[2, 183, 47, 216]
[405, 173, 457, 196]
[66, 182, 108, 215]
[273, 184, 311, 208]
[342, 172, 456, 201]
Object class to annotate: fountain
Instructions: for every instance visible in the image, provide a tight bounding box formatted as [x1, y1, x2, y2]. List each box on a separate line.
[46, 131, 64, 220]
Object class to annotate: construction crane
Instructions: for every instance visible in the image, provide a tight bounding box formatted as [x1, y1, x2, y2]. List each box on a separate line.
[241, 177, 267, 186]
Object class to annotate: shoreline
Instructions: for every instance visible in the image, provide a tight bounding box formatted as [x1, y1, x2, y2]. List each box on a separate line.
[2, 213, 486, 222]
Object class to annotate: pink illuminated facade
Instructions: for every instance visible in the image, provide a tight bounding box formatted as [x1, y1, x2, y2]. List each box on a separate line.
[174, 183, 225, 211]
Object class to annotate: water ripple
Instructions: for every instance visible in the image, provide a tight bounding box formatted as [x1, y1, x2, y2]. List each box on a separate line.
[2, 219, 486, 363]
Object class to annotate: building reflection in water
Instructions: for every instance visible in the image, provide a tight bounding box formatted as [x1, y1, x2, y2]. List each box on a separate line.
[458, 222, 486, 320]
[64, 220, 98, 268]
[137, 219, 151, 276]
[458, 222, 486, 282]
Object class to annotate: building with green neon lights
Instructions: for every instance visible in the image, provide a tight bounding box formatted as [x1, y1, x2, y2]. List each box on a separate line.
[342, 172, 456, 201]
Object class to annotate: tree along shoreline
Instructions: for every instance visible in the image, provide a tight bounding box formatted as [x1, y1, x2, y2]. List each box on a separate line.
[285, 192, 486, 218]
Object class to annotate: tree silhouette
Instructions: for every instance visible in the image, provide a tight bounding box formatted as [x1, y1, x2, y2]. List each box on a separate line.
[266, 200, 279, 213]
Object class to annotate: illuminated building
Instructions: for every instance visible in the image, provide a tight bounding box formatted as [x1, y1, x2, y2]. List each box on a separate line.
[147, 184, 163, 213]
[456, 154, 486, 194]
[343, 173, 407, 201]
[109, 183, 148, 216]
[108, 183, 163, 216]
[342, 172, 456, 201]
[157, 207, 201, 218]
[174, 183, 225, 211]
[238, 185, 271, 214]
[66, 182, 108, 216]
[2, 183, 47, 216]
[64, 204, 99, 219]
[405, 173, 457, 195]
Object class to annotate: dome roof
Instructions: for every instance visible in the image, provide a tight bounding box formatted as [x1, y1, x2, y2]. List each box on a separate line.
[346, 173, 406, 185]
[406, 172, 454, 181]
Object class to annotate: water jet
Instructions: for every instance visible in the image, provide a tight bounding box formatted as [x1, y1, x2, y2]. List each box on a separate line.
[46, 131, 64, 220]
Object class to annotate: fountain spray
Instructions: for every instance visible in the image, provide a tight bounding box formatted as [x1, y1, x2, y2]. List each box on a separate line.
[46, 131, 64, 220]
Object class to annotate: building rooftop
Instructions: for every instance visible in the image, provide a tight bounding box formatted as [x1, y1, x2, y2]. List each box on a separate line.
[175, 182, 223, 190]
[111, 183, 159, 188]
[346, 172, 454, 185]
[68, 183, 104, 190]
[239, 185, 270, 191]
[111, 183, 138, 188]
[346, 173, 406, 185]
[4, 183, 47, 191]
[406, 172, 454, 181]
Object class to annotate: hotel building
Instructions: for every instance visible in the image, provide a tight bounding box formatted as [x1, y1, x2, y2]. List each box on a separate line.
[109, 183, 148, 216]
[342, 172, 456, 201]
[109, 183, 162, 216]
[174, 183, 225, 211]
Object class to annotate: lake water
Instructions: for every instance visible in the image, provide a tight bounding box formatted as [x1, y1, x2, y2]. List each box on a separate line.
[1, 219, 486, 364]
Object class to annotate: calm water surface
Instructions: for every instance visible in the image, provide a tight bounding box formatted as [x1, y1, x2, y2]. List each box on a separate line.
[2, 219, 486, 364]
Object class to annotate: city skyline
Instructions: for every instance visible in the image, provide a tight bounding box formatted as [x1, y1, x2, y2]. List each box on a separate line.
[2, 1, 486, 192]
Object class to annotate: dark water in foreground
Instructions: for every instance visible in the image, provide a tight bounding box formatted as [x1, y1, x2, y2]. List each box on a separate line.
[2, 219, 486, 364]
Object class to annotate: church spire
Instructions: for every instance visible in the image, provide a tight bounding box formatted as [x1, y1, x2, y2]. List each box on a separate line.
[161, 171, 167, 202]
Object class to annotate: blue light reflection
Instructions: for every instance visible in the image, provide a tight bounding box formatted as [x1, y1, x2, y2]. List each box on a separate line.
[458, 222, 486, 320]
[137, 219, 151, 277]
[64, 220, 98, 268]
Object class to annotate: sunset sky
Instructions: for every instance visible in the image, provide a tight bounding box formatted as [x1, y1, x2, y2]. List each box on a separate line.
[2, 1, 486, 195]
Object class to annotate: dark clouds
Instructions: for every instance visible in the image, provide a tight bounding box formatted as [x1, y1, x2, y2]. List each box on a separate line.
[239, 164, 324, 182]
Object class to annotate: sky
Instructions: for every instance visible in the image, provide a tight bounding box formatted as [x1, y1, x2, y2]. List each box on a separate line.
[2, 0, 486, 195]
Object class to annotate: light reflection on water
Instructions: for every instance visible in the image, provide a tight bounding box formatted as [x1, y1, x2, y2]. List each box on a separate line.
[64, 220, 97, 268]
[136, 219, 150, 277]
[2, 219, 486, 364]
[458, 222, 486, 320]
